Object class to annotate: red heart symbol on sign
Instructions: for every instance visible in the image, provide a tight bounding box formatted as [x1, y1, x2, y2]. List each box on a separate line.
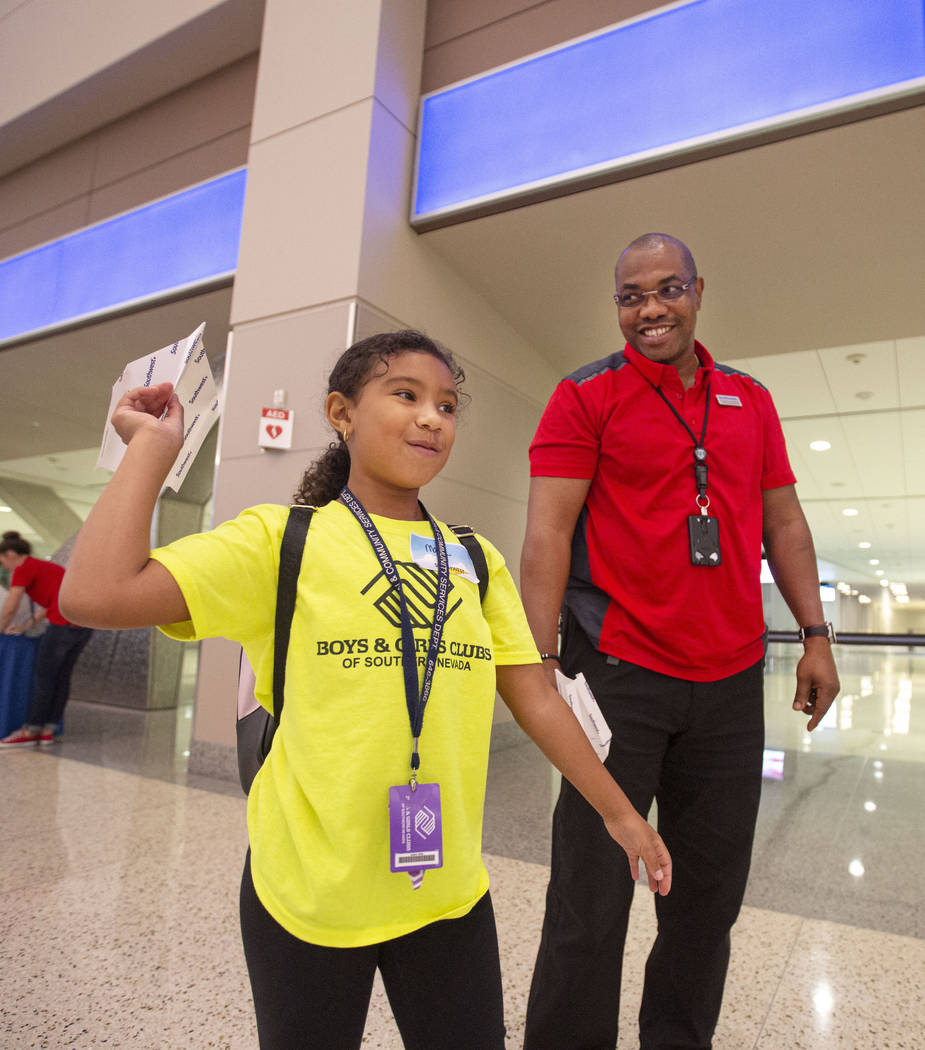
[266, 424, 283, 440]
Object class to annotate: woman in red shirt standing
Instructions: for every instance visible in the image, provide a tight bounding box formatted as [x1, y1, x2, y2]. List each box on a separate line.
[0, 531, 93, 747]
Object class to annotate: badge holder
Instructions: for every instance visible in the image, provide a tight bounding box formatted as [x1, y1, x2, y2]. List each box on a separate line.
[388, 774, 443, 891]
[687, 452, 721, 567]
[688, 505, 721, 566]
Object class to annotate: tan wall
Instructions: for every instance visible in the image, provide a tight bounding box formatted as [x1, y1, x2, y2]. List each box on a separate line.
[0, 55, 257, 262]
[422, 0, 665, 91]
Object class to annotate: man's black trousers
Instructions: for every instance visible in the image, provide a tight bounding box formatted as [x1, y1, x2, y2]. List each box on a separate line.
[524, 611, 765, 1050]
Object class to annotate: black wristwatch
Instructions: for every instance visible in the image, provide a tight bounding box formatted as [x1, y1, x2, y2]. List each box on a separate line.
[798, 622, 836, 643]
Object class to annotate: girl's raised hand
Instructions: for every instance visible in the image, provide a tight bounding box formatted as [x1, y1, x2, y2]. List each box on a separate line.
[111, 382, 183, 452]
[603, 809, 672, 896]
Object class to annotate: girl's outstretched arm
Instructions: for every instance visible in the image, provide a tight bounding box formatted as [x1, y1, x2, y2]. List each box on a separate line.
[496, 663, 672, 895]
[59, 382, 190, 629]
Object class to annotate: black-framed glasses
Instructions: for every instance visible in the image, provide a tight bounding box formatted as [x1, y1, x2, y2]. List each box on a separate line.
[613, 277, 698, 309]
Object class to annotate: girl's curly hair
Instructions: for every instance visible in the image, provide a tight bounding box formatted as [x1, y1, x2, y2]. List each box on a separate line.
[292, 330, 465, 507]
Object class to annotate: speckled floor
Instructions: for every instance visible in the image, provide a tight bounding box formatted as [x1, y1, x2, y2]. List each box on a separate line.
[2, 643, 923, 1049]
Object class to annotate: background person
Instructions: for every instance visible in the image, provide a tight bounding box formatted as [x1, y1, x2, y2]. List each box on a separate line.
[59, 330, 672, 1050]
[521, 234, 840, 1050]
[0, 531, 93, 747]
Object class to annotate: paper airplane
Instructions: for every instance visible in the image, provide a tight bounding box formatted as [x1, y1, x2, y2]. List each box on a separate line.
[97, 322, 220, 492]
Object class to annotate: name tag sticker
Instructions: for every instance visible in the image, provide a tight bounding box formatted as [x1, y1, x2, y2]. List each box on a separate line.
[410, 533, 479, 584]
[716, 394, 742, 407]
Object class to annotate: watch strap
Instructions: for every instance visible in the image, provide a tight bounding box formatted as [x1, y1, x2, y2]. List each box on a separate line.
[798, 622, 836, 643]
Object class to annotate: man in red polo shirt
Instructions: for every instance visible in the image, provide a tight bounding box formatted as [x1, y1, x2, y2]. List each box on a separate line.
[522, 233, 839, 1050]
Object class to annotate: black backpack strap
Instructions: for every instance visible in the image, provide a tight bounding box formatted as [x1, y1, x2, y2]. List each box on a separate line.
[449, 525, 489, 604]
[272, 506, 314, 723]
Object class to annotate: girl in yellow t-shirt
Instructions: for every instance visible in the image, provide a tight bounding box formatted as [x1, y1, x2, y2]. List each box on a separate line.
[60, 329, 671, 1050]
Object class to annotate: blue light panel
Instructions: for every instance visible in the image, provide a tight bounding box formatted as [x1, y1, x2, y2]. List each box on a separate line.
[413, 0, 925, 223]
[0, 169, 247, 344]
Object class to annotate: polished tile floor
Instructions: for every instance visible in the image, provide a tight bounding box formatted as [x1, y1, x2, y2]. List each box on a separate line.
[2, 643, 924, 1049]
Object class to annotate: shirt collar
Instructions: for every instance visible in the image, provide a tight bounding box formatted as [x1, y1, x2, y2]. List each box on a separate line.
[623, 340, 715, 387]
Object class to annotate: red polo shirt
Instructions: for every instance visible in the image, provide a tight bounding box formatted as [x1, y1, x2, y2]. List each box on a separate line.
[529, 342, 795, 681]
[11, 556, 69, 625]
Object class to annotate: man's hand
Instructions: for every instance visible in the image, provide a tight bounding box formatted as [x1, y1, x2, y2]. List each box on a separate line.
[792, 639, 840, 731]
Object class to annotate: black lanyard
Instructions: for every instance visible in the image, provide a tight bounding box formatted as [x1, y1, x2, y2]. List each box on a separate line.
[339, 487, 449, 781]
[646, 375, 712, 511]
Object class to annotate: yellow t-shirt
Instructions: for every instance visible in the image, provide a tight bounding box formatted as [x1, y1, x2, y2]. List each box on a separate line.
[151, 502, 539, 947]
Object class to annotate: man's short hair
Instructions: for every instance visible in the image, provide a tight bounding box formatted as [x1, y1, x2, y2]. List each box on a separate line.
[616, 233, 697, 281]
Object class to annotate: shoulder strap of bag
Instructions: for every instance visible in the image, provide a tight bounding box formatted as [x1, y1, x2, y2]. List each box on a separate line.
[449, 525, 489, 604]
[272, 505, 315, 723]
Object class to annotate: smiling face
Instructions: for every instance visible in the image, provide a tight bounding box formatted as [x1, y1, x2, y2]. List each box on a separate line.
[328, 350, 458, 518]
[615, 240, 704, 379]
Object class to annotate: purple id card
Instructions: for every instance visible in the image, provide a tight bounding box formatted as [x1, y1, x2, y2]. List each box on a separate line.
[388, 782, 443, 874]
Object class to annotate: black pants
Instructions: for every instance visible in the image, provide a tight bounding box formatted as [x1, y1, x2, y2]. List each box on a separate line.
[26, 624, 93, 727]
[524, 612, 765, 1050]
[240, 852, 506, 1050]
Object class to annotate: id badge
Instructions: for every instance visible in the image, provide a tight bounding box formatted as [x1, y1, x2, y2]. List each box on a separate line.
[388, 783, 443, 888]
[688, 514, 721, 567]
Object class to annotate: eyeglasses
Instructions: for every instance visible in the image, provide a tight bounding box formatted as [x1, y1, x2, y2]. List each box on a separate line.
[613, 277, 698, 309]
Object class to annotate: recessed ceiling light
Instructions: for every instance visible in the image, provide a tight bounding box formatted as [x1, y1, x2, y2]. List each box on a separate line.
[869, 559, 880, 565]
[842, 508, 859, 517]
[875, 569, 885, 576]
[809, 440, 831, 451]
[858, 595, 872, 604]
[0, 506, 11, 513]
[858, 541, 871, 549]
[880, 579, 890, 587]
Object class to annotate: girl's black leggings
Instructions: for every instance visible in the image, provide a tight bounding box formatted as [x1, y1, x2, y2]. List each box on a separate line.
[240, 851, 506, 1049]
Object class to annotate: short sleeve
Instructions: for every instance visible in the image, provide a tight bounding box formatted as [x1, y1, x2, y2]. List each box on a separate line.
[477, 535, 540, 666]
[758, 389, 796, 491]
[10, 562, 34, 589]
[529, 379, 601, 479]
[150, 504, 286, 645]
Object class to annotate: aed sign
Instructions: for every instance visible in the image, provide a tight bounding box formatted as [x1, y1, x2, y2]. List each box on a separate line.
[258, 406, 294, 450]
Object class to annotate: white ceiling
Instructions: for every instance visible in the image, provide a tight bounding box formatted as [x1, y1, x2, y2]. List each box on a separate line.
[2, 103, 924, 607]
